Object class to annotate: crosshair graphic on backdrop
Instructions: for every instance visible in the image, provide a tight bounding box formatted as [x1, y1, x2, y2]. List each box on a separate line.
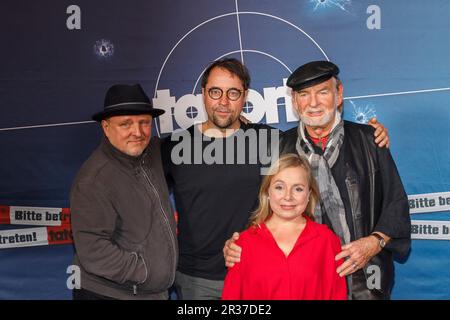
[153, 1, 331, 136]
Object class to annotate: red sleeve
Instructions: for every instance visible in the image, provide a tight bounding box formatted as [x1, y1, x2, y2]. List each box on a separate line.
[330, 234, 348, 300]
[221, 262, 242, 300]
[221, 238, 244, 300]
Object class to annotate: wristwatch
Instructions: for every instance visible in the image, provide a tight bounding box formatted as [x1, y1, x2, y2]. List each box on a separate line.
[370, 233, 386, 249]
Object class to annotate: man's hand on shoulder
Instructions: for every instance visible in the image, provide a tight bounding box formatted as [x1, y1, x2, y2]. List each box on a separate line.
[223, 232, 242, 268]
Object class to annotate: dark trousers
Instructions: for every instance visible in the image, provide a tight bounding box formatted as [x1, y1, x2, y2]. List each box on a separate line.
[351, 269, 390, 300]
[72, 288, 117, 300]
[174, 271, 224, 300]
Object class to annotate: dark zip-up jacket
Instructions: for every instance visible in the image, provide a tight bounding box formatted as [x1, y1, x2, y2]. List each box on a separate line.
[70, 137, 178, 299]
[280, 121, 411, 298]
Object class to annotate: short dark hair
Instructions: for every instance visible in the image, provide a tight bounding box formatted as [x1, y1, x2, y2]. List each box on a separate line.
[201, 58, 251, 90]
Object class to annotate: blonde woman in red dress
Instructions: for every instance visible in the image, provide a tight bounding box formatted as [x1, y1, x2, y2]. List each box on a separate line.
[222, 153, 347, 300]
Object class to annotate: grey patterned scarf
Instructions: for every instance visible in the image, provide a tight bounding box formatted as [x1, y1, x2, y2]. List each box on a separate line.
[295, 113, 351, 245]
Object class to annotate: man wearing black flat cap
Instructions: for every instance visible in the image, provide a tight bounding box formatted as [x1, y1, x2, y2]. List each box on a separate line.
[70, 84, 178, 299]
[280, 61, 411, 299]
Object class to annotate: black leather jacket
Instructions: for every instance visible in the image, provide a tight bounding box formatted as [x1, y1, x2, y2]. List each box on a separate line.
[280, 121, 411, 297]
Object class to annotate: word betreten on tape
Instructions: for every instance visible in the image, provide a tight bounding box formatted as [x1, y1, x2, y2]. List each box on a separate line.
[0, 225, 72, 249]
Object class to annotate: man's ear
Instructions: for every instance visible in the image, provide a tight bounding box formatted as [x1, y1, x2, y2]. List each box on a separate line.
[291, 91, 301, 115]
[101, 119, 109, 137]
[336, 82, 344, 107]
[243, 89, 249, 101]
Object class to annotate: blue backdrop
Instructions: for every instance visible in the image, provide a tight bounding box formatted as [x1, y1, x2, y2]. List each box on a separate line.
[1, 0, 450, 299]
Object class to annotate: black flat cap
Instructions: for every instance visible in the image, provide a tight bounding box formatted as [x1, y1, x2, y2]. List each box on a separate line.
[287, 61, 340, 91]
[92, 84, 165, 121]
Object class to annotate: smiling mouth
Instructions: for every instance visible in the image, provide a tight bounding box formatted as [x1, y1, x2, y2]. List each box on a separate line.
[307, 111, 324, 117]
[280, 205, 296, 210]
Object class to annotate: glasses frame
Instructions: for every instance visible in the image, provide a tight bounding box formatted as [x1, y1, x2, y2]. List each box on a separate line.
[207, 87, 244, 101]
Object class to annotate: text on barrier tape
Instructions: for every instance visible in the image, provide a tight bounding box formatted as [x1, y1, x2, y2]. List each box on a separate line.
[0, 205, 70, 226]
[0, 225, 73, 249]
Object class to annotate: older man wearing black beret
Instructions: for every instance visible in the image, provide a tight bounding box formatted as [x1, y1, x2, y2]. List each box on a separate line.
[279, 61, 411, 299]
[70, 84, 178, 300]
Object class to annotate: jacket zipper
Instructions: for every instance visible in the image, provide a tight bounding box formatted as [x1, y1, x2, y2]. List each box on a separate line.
[140, 163, 177, 293]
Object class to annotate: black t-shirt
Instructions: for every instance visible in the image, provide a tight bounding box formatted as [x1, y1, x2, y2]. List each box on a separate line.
[162, 123, 277, 280]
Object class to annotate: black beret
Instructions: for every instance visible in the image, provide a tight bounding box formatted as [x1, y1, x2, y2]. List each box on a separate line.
[287, 61, 340, 91]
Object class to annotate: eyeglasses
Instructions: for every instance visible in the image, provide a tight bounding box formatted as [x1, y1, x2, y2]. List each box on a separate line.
[207, 87, 244, 101]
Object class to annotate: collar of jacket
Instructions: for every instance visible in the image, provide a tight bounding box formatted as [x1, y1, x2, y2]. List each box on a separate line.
[100, 136, 147, 171]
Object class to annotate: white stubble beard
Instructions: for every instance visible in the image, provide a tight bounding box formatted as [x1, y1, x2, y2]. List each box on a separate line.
[299, 107, 337, 129]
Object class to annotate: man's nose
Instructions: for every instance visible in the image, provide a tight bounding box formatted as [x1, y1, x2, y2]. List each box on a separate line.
[309, 94, 318, 107]
[219, 93, 230, 105]
[131, 123, 143, 136]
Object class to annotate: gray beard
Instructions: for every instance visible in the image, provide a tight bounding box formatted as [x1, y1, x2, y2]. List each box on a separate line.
[299, 109, 336, 128]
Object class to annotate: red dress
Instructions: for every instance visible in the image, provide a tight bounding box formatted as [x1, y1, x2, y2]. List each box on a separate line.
[222, 218, 347, 300]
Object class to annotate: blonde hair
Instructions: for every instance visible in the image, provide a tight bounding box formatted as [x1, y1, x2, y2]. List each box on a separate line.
[249, 153, 320, 227]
